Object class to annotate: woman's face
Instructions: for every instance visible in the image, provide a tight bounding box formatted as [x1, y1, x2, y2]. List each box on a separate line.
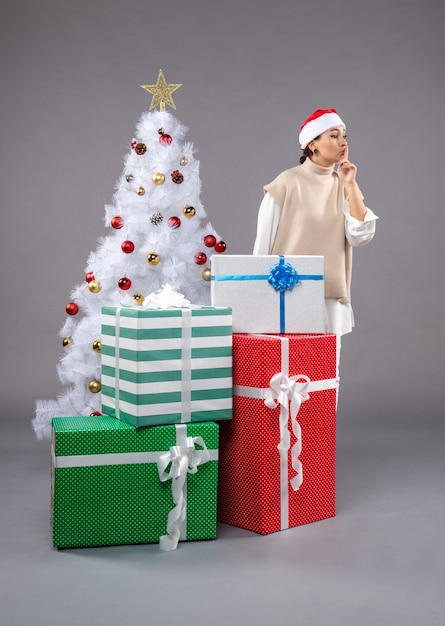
[310, 126, 348, 166]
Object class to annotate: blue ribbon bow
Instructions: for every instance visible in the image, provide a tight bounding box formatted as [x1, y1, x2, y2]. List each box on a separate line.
[268, 259, 301, 293]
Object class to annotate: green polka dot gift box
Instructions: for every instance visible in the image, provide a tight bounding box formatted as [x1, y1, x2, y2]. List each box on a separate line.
[101, 305, 232, 428]
[51, 415, 219, 550]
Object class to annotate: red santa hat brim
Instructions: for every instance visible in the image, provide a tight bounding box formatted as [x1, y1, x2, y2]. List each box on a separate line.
[299, 109, 345, 150]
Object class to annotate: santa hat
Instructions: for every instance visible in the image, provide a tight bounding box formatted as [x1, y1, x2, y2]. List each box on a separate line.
[299, 108, 345, 149]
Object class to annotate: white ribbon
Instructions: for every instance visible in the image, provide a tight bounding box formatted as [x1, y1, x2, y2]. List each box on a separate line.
[264, 372, 310, 493]
[261, 336, 308, 530]
[114, 307, 122, 420]
[142, 283, 191, 309]
[179, 310, 192, 423]
[157, 424, 211, 551]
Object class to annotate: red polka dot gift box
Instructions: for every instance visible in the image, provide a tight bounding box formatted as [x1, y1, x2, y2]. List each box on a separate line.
[217, 333, 337, 535]
[51, 416, 219, 551]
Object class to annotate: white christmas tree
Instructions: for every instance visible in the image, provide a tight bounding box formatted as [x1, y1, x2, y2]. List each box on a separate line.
[33, 70, 227, 439]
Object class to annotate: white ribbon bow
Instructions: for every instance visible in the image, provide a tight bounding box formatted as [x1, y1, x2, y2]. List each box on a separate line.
[142, 283, 191, 309]
[264, 373, 310, 491]
[157, 436, 210, 551]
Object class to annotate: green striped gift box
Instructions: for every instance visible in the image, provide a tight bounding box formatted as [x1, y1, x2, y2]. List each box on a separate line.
[51, 415, 219, 549]
[101, 305, 232, 428]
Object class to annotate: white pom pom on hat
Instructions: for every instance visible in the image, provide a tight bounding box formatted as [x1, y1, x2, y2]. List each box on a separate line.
[299, 108, 345, 150]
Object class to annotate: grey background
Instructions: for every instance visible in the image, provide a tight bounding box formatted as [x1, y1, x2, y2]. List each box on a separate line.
[1, 1, 444, 624]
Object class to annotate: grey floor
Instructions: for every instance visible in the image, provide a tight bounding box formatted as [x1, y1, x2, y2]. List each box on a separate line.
[1, 412, 444, 626]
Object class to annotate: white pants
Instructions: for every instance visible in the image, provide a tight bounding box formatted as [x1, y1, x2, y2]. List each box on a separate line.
[336, 334, 341, 408]
[323, 299, 352, 410]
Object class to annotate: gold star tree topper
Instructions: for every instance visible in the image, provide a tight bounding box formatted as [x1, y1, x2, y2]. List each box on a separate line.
[141, 69, 182, 111]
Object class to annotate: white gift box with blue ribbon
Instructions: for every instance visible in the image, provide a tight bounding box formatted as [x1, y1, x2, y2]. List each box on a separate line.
[210, 255, 325, 334]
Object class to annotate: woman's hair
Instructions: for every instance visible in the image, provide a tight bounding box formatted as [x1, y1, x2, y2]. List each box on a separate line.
[299, 134, 320, 164]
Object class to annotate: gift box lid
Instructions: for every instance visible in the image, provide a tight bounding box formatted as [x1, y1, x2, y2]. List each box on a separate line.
[102, 305, 232, 319]
[52, 415, 219, 457]
[232, 332, 337, 389]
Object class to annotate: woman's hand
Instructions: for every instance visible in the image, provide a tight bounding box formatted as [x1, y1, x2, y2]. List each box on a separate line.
[337, 146, 367, 220]
[337, 146, 357, 185]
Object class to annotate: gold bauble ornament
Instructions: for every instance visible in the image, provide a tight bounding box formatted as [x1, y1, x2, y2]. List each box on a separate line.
[147, 252, 160, 265]
[92, 339, 102, 353]
[180, 156, 188, 166]
[183, 205, 196, 218]
[202, 267, 211, 282]
[88, 379, 102, 394]
[62, 336, 73, 348]
[88, 279, 102, 293]
[132, 293, 145, 306]
[152, 172, 165, 185]
[137, 186, 146, 196]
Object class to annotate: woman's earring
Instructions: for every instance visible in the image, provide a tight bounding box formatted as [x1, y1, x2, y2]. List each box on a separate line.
[313, 148, 319, 155]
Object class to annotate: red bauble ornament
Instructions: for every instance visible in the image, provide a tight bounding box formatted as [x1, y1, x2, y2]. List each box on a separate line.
[85, 271, 95, 283]
[90, 411, 102, 417]
[215, 240, 227, 253]
[111, 216, 124, 229]
[121, 240, 135, 254]
[159, 133, 173, 146]
[118, 277, 131, 290]
[203, 234, 217, 248]
[66, 302, 79, 316]
[168, 216, 181, 229]
[194, 252, 207, 265]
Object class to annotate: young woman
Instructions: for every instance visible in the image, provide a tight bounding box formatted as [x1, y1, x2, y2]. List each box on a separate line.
[253, 109, 378, 388]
